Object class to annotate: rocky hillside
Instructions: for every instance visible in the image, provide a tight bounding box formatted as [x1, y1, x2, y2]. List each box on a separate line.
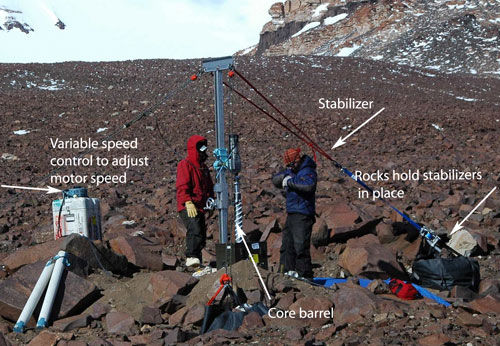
[250, 0, 500, 77]
[0, 56, 499, 344]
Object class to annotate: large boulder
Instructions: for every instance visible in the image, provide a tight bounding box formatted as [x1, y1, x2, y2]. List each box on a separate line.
[288, 296, 334, 327]
[320, 203, 378, 241]
[60, 234, 131, 275]
[187, 260, 273, 308]
[150, 271, 198, 303]
[339, 234, 402, 278]
[109, 235, 163, 271]
[375, 222, 397, 244]
[1, 238, 63, 272]
[331, 281, 378, 325]
[447, 229, 477, 257]
[468, 294, 500, 314]
[311, 217, 329, 247]
[105, 311, 137, 335]
[52, 313, 90, 332]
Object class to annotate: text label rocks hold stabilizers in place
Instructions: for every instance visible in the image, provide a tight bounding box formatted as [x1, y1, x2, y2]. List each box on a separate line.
[353, 169, 483, 201]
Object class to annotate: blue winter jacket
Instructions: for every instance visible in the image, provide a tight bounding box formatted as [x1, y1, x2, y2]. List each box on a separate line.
[272, 155, 317, 216]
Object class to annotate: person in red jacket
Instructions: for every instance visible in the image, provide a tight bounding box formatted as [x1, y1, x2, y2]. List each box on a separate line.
[176, 135, 214, 268]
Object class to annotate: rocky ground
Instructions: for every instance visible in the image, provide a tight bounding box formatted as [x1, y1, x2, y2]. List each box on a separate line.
[0, 55, 499, 345]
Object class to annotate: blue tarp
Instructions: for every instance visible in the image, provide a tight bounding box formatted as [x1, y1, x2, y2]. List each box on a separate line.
[312, 277, 451, 307]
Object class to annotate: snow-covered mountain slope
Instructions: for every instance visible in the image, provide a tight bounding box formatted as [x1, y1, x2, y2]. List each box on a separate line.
[0, 0, 277, 63]
[249, 0, 500, 77]
[0, 2, 64, 33]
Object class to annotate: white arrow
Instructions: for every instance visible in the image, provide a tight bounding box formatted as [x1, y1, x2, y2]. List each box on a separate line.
[236, 225, 272, 302]
[332, 107, 385, 149]
[450, 186, 497, 235]
[1, 184, 62, 194]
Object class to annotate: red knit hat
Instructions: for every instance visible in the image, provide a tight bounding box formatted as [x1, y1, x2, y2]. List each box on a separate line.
[284, 148, 301, 165]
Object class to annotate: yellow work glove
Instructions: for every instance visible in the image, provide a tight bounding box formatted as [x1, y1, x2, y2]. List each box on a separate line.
[185, 201, 198, 218]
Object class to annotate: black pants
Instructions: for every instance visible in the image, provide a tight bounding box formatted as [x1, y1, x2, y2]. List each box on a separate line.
[179, 210, 206, 260]
[280, 213, 315, 278]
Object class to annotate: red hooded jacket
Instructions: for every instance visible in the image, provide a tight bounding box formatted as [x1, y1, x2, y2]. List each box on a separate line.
[176, 135, 214, 213]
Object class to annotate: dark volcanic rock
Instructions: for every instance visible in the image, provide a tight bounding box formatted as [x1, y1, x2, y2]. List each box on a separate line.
[288, 296, 334, 327]
[27, 331, 59, 346]
[332, 283, 378, 325]
[183, 303, 204, 326]
[60, 233, 131, 275]
[239, 311, 264, 332]
[105, 311, 136, 335]
[52, 313, 90, 332]
[468, 294, 500, 314]
[150, 270, 198, 303]
[339, 234, 402, 278]
[140, 306, 163, 325]
[1, 239, 63, 272]
[311, 217, 329, 247]
[0, 333, 12, 346]
[109, 235, 163, 271]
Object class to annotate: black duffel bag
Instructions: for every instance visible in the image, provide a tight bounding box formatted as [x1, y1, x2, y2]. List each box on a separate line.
[411, 256, 480, 291]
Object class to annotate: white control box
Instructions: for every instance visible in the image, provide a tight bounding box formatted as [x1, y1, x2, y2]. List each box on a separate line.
[52, 197, 102, 240]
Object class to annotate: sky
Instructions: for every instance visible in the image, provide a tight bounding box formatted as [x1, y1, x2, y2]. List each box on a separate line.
[0, 0, 282, 63]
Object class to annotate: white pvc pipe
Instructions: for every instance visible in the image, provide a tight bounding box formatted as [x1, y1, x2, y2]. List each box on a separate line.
[13, 259, 56, 333]
[36, 250, 67, 329]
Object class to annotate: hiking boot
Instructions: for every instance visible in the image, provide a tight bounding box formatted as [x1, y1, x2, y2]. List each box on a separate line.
[186, 257, 200, 268]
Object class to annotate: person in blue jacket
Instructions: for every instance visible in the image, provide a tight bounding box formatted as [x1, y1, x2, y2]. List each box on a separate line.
[272, 147, 317, 280]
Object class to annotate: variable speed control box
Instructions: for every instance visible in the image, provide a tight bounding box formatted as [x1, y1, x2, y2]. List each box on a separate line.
[52, 187, 102, 240]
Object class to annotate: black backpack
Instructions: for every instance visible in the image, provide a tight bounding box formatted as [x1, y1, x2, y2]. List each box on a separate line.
[411, 256, 480, 291]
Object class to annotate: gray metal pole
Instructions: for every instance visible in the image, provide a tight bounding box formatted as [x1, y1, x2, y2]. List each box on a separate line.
[202, 57, 233, 245]
[214, 70, 229, 244]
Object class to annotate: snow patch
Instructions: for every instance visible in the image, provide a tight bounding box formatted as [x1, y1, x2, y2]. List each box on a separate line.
[96, 127, 108, 133]
[292, 22, 320, 38]
[456, 96, 477, 102]
[312, 4, 329, 18]
[13, 130, 30, 135]
[431, 124, 443, 131]
[371, 55, 384, 60]
[336, 45, 360, 57]
[425, 65, 441, 70]
[323, 13, 348, 26]
[241, 45, 256, 55]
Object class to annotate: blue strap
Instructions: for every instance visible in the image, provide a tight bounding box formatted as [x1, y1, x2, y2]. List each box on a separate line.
[45, 253, 71, 267]
[312, 277, 450, 307]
